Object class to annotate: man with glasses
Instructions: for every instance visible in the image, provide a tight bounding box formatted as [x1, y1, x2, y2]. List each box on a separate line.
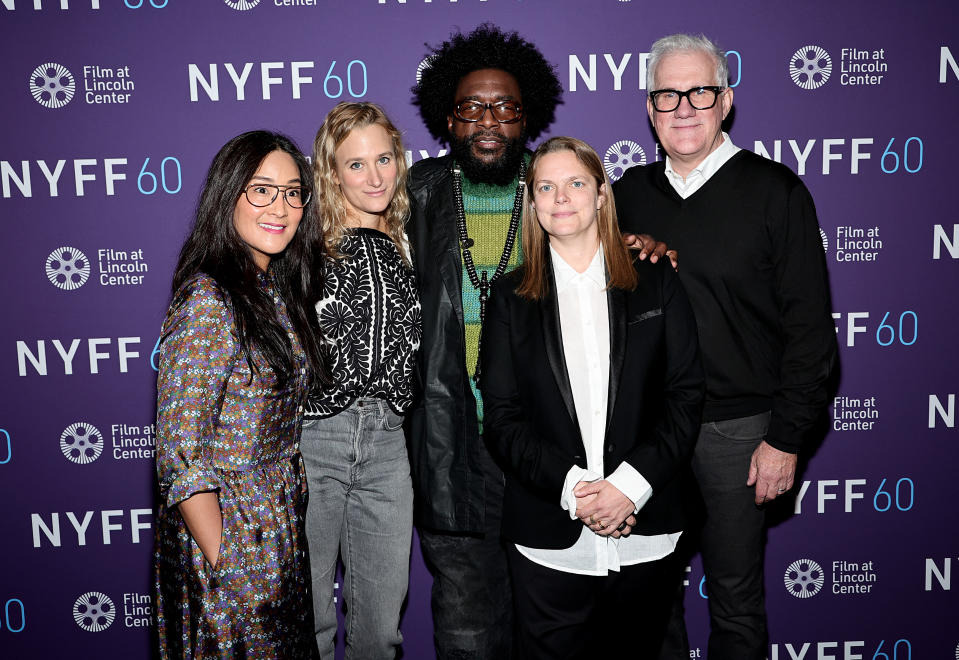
[614, 34, 837, 660]
[406, 24, 669, 659]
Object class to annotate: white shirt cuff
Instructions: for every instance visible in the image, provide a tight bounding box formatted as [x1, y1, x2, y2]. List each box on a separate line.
[561, 465, 602, 520]
[606, 462, 653, 513]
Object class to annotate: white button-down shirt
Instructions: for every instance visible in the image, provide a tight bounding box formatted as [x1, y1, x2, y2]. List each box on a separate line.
[664, 132, 740, 199]
[515, 246, 680, 575]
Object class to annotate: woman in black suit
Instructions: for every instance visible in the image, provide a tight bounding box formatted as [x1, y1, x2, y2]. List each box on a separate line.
[480, 136, 705, 660]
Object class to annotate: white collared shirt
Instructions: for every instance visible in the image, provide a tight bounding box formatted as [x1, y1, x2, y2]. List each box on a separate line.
[664, 132, 741, 199]
[515, 245, 680, 576]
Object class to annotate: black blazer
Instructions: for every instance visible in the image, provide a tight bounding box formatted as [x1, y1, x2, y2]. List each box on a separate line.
[480, 254, 704, 550]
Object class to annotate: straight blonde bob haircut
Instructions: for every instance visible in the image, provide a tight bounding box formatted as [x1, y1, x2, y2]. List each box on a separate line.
[312, 101, 411, 265]
[516, 136, 637, 300]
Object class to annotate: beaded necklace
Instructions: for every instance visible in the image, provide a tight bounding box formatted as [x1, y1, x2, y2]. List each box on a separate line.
[452, 159, 526, 381]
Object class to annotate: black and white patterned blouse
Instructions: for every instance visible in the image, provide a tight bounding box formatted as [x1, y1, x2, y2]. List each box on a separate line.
[305, 227, 422, 418]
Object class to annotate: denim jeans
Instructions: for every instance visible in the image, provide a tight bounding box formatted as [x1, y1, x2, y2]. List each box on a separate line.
[418, 445, 512, 660]
[301, 399, 413, 660]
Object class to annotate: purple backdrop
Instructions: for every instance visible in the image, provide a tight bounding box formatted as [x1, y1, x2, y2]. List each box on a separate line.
[2, 1, 958, 658]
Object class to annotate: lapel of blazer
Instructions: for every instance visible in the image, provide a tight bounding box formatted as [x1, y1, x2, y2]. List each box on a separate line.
[606, 285, 627, 433]
[540, 264, 579, 430]
[433, 162, 464, 328]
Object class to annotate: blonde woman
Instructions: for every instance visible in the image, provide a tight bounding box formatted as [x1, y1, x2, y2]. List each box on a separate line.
[301, 102, 421, 659]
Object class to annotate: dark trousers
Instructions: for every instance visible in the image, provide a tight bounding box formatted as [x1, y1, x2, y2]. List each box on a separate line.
[691, 411, 771, 660]
[508, 545, 681, 660]
[418, 448, 512, 660]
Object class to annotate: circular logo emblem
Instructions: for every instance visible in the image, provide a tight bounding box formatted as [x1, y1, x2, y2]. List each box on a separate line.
[60, 423, 104, 465]
[46, 247, 91, 290]
[224, 0, 260, 9]
[416, 56, 435, 84]
[604, 140, 647, 182]
[30, 63, 76, 109]
[784, 558, 825, 598]
[73, 592, 115, 632]
[789, 46, 832, 90]
[819, 228, 829, 252]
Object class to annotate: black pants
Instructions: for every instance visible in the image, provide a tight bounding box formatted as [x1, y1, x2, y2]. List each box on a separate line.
[418, 448, 512, 660]
[508, 545, 681, 660]
[656, 411, 772, 660]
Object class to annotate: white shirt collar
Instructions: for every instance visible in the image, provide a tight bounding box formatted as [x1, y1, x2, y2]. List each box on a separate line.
[550, 243, 605, 292]
[664, 132, 740, 186]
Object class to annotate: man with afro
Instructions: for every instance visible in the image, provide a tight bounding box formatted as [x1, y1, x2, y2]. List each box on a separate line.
[406, 24, 665, 658]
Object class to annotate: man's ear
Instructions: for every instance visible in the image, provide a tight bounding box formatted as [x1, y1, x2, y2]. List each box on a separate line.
[721, 87, 734, 120]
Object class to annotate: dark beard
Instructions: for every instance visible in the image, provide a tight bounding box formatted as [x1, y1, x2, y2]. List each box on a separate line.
[450, 130, 528, 186]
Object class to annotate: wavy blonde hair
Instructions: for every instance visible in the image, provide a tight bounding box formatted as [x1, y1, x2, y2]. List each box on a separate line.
[312, 102, 411, 264]
[517, 136, 637, 300]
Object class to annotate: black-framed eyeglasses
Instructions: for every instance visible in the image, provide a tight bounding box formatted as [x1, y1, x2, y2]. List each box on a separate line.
[453, 100, 524, 124]
[649, 86, 725, 112]
[243, 184, 311, 209]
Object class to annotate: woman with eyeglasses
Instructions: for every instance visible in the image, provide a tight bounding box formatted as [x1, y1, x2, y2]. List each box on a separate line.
[480, 137, 704, 659]
[154, 130, 326, 659]
[300, 102, 421, 659]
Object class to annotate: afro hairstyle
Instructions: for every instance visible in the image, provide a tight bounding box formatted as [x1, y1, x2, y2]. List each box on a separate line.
[412, 23, 563, 144]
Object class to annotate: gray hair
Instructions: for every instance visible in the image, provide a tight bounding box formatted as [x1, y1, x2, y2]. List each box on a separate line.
[647, 34, 729, 90]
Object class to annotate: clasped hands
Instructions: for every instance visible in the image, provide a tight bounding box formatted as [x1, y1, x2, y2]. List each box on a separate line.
[573, 479, 636, 539]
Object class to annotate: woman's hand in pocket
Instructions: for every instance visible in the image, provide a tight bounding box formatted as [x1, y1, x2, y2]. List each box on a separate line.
[178, 490, 223, 567]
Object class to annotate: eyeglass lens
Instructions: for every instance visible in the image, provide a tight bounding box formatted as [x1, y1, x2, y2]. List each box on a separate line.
[456, 101, 522, 122]
[245, 185, 309, 208]
[652, 87, 721, 112]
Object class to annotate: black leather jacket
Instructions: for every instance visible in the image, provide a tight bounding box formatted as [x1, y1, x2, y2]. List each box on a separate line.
[405, 155, 487, 534]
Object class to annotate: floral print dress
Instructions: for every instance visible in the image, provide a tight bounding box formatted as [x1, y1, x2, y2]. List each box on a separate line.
[154, 273, 316, 659]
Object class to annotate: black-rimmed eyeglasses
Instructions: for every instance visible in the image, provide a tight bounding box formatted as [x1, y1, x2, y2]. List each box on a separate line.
[649, 86, 725, 112]
[453, 100, 524, 124]
[243, 184, 311, 209]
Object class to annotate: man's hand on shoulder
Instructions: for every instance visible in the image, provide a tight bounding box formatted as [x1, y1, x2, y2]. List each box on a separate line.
[746, 441, 798, 506]
[622, 233, 679, 270]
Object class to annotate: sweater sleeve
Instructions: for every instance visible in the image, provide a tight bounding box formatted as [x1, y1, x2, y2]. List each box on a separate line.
[765, 179, 838, 453]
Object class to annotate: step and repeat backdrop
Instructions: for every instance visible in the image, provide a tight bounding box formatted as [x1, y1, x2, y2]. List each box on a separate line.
[1, 1, 957, 658]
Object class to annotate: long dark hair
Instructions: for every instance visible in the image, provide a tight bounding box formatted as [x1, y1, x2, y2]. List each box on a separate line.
[171, 130, 327, 386]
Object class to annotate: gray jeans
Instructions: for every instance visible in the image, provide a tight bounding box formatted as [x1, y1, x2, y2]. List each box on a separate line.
[301, 399, 413, 660]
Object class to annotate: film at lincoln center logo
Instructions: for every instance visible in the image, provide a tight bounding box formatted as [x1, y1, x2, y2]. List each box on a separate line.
[30, 63, 76, 109]
[416, 57, 435, 84]
[73, 592, 116, 632]
[46, 246, 91, 291]
[224, 0, 261, 9]
[789, 45, 833, 90]
[784, 558, 825, 598]
[604, 141, 647, 182]
[60, 422, 104, 465]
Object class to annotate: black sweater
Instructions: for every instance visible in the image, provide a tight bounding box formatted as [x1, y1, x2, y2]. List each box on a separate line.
[613, 150, 836, 453]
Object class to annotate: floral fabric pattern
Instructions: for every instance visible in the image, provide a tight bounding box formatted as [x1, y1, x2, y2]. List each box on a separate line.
[306, 228, 421, 418]
[154, 273, 316, 659]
